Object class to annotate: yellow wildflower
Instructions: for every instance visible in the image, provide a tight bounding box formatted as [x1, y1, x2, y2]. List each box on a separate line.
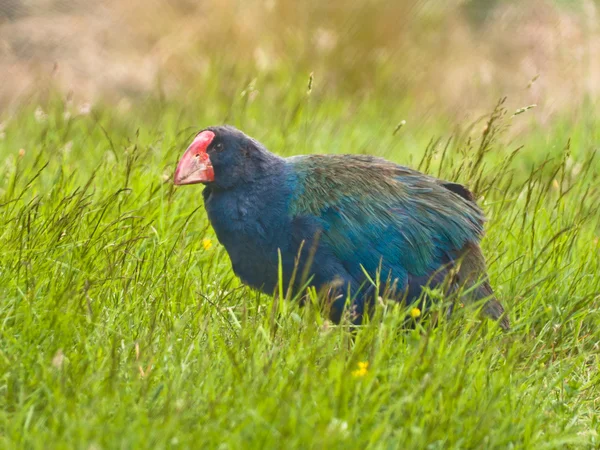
[352, 361, 369, 377]
[202, 239, 213, 250]
[410, 307, 421, 318]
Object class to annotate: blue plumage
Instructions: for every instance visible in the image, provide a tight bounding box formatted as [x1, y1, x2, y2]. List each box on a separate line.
[174, 125, 508, 328]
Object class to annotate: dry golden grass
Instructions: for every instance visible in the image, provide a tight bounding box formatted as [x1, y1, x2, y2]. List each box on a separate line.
[0, 0, 599, 121]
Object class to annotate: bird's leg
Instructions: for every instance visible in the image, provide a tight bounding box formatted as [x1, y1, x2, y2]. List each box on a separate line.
[455, 243, 510, 330]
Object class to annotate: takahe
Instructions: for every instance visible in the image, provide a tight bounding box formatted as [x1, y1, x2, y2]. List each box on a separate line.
[174, 125, 509, 329]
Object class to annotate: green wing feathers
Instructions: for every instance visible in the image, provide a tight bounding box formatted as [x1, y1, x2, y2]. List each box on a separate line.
[287, 154, 509, 328]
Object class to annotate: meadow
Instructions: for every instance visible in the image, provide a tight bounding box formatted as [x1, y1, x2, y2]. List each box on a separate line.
[0, 83, 599, 449]
[2, 1, 600, 448]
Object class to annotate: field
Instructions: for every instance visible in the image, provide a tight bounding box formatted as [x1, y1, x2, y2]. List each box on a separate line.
[2, 1, 600, 449]
[0, 87, 598, 449]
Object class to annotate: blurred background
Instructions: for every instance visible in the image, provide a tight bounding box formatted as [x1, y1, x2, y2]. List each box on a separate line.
[0, 0, 599, 128]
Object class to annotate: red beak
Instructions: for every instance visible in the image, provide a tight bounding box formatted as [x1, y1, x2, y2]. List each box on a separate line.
[174, 131, 216, 185]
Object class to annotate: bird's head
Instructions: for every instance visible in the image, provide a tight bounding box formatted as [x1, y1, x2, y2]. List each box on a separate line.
[174, 125, 276, 190]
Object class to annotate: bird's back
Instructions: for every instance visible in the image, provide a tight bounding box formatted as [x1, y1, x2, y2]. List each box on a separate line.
[286, 154, 508, 328]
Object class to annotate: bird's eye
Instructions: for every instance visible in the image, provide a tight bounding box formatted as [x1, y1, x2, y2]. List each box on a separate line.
[214, 142, 223, 152]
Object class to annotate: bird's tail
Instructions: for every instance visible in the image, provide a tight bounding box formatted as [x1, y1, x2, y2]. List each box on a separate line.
[455, 243, 510, 331]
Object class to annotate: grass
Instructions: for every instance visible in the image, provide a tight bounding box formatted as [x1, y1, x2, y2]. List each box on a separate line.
[0, 86, 599, 449]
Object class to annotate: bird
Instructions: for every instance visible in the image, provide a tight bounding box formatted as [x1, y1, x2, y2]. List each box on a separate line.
[173, 125, 509, 330]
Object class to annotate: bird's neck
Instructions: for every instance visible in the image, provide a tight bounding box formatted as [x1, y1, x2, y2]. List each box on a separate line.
[215, 154, 287, 192]
[203, 162, 293, 227]
[203, 164, 294, 283]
